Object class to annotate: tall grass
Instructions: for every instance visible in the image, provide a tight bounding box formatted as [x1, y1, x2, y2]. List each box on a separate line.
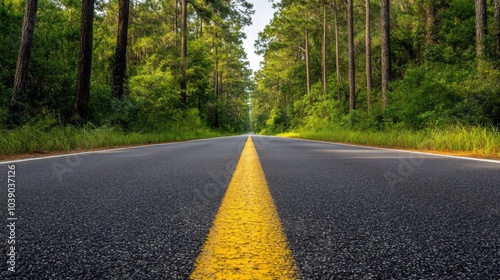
[278, 126, 500, 158]
[0, 125, 230, 156]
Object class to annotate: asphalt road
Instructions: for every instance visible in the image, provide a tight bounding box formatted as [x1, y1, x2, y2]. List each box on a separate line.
[1, 135, 499, 279]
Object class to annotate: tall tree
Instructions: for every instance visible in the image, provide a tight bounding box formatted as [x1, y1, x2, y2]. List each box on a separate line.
[214, 32, 220, 128]
[74, 0, 95, 120]
[112, 0, 130, 99]
[305, 29, 311, 96]
[381, 0, 390, 107]
[175, 0, 179, 40]
[322, 1, 327, 95]
[348, 0, 355, 110]
[333, 0, 341, 100]
[425, 1, 437, 46]
[180, 0, 188, 107]
[494, 0, 500, 56]
[11, 0, 38, 110]
[475, 0, 487, 59]
[365, 0, 372, 109]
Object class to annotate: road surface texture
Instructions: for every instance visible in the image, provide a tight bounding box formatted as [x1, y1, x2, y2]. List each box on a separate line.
[1, 135, 499, 279]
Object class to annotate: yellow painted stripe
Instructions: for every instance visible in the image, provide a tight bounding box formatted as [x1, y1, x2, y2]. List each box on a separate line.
[190, 136, 300, 279]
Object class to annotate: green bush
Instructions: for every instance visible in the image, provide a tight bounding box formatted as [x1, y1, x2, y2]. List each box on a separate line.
[129, 62, 182, 131]
[388, 64, 462, 129]
[263, 108, 287, 134]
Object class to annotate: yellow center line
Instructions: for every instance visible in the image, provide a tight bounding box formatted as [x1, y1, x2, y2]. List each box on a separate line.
[190, 136, 300, 279]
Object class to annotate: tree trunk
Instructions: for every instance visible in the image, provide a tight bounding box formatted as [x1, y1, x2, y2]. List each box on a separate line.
[112, 0, 130, 99]
[425, 3, 436, 46]
[494, 0, 500, 56]
[214, 34, 219, 128]
[366, 0, 372, 110]
[175, 0, 179, 48]
[11, 0, 38, 109]
[475, 0, 487, 59]
[381, 0, 390, 107]
[219, 70, 223, 98]
[333, 0, 341, 101]
[180, 0, 188, 107]
[74, 0, 95, 121]
[322, 2, 327, 95]
[348, 0, 356, 110]
[305, 29, 311, 96]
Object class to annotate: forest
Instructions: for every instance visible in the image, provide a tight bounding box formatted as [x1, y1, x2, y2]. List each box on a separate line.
[0, 0, 253, 154]
[1, 0, 500, 156]
[253, 0, 500, 157]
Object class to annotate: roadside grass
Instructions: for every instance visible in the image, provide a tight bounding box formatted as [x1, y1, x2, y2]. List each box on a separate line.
[0, 125, 231, 156]
[277, 126, 500, 159]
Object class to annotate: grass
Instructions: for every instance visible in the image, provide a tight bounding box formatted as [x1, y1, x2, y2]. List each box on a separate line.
[277, 126, 500, 159]
[0, 124, 232, 156]
[3, 123, 499, 159]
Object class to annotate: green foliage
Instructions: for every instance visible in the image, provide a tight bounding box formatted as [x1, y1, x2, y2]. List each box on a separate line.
[436, 0, 476, 63]
[293, 92, 339, 130]
[252, 0, 500, 157]
[0, 83, 10, 126]
[128, 62, 182, 131]
[383, 63, 500, 130]
[87, 84, 141, 130]
[262, 108, 287, 134]
[0, 0, 253, 143]
[2, 0, 500, 158]
[388, 64, 462, 129]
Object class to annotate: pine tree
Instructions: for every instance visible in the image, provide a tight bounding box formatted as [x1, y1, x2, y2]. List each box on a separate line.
[366, 0, 372, 109]
[112, 0, 130, 99]
[475, 0, 487, 59]
[348, 0, 356, 110]
[381, 0, 390, 107]
[11, 0, 38, 113]
[74, 0, 95, 120]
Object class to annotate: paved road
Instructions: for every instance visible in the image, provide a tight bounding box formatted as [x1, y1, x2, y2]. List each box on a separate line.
[253, 137, 500, 279]
[1, 135, 499, 279]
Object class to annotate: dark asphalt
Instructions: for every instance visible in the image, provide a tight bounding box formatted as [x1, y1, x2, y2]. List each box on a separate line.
[253, 136, 500, 279]
[1, 135, 499, 279]
[1, 136, 246, 279]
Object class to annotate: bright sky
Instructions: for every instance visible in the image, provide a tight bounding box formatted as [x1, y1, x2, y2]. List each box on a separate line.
[243, 0, 279, 73]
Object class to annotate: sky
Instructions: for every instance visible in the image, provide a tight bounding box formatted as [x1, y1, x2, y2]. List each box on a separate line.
[242, 0, 279, 73]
